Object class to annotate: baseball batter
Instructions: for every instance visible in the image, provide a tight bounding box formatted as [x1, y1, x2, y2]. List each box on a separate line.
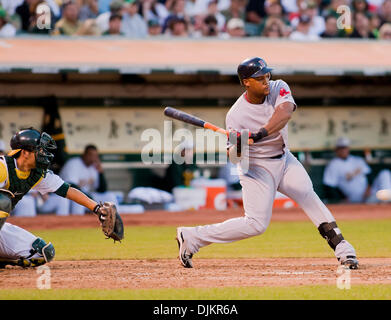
[176, 57, 359, 269]
[0, 128, 123, 268]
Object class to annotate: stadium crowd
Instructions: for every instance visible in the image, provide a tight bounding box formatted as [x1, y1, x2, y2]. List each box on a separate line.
[0, 0, 391, 39]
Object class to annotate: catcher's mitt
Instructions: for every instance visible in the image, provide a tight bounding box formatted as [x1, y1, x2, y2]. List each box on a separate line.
[94, 202, 124, 242]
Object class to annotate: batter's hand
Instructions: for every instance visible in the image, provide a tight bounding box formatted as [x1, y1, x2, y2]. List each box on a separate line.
[229, 129, 242, 154]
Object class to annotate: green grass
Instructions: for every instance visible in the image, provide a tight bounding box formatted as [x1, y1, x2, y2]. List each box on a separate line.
[1, 285, 390, 300]
[30, 219, 391, 261]
[3, 219, 390, 300]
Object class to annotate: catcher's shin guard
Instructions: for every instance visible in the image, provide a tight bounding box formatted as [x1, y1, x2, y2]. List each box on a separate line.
[0, 238, 55, 269]
[31, 238, 55, 263]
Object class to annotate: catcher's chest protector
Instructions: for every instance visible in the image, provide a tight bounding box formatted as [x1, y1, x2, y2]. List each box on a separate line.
[4, 156, 44, 209]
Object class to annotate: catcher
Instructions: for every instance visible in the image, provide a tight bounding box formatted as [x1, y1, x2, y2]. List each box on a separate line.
[0, 128, 124, 268]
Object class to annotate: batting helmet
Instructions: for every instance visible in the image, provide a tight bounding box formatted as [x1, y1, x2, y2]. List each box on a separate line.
[237, 57, 273, 85]
[9, 128, 57, 172]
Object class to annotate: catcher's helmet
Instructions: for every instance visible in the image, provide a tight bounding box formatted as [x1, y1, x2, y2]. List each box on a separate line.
[237, 57, 273, 85]
[9, 128, 57, 172]
[10, 128, 41, 152]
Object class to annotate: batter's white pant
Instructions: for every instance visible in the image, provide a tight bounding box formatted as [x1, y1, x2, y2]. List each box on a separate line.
[182, 152, 353, 258]
[69, 191, 119, 215]
[0, 222, 41, 260]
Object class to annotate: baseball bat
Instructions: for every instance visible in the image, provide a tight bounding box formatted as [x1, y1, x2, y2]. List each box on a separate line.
[163, 107, 258, 144]
[164, 106, 228, 136]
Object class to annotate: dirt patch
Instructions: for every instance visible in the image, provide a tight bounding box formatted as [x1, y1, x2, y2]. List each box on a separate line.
[6, 204, 391, 230]
[1, 258, 390, 289]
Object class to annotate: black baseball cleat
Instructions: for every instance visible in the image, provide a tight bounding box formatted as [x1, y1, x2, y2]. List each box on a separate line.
[176, 227, 193, 268]
[339, 256, 359, 269]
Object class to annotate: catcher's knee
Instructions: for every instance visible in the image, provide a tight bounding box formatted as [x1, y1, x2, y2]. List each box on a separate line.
[30, 237, 56, 264]
[318, 221, 344, 250]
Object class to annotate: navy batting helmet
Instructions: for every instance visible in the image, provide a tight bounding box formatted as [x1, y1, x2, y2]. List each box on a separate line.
[237, 57, 273, 85]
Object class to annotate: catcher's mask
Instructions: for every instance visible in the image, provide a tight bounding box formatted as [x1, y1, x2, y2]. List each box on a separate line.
[9, 128, 57, 173]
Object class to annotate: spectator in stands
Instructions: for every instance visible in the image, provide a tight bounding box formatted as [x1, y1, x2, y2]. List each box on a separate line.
[289, 14, 320, 40]
[167, 16, 189, 36]
[352, 0, 370, 14]
[379, 0, 391, 26]
[221, 0, 247, 23]
[1, 0, 24, 17]
[369, 13, 381, 37]
[75, 18, 101, 35]
[142, 0, 169, 26]
[199, 13, 219, 36]
[323, 137, 371, 203]
[163, 0, 190, 34]
[245, 0, 266, 25]
[185, 0, 231, 18]
[379, 22, 391, 38]
[95, 0, 124, 34]
[322, 0, 349, 18]
[280, 0, 299, 15]
[59, 144, 118, 215]
[0, 5, 16, 37]
[291, 0, 325, 36]
[15, 0, 39, 32]
[52, 1, 82, 35]
[1, 0, 23, 32]
[349, 11, 377, 38]
[98, 0, 112, 14]
[260, 0, 291, 35]
[226, 17, 246, 37]
[121, 0, 148, 38]
[205, 0, 226, 31]
[262, 16, 287, 37]
[367, 0, 384, 11]
[147, 18, 162, 35]
[102, 13, 124, 35]
[320, 14, 340, 37]
[79, 0, 99, 21]
[27, 2, 54, 34]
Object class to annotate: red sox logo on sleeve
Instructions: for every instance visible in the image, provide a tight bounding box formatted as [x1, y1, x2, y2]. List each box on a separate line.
[280, 88, 290, 97]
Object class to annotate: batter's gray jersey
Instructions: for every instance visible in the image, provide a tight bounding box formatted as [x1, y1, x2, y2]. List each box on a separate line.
[226, 79, 296, 160]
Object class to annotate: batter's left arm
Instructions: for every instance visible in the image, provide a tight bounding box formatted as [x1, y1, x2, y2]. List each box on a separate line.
[263, 102, 296, 135]
[251, 102, 296, 142]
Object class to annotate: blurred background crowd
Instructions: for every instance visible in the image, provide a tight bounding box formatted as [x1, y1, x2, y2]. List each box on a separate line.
[1, 0, 391, 39]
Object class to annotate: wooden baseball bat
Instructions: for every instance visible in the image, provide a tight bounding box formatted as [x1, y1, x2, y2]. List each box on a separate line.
[163, 107, 257, 144]
[164, 106, 229, 136]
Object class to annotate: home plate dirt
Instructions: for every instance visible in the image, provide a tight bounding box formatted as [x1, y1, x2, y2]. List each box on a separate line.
[1, 258, 390, 289]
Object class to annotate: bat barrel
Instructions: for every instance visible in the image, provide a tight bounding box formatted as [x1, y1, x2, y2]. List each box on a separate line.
[164, 106, 205, 128]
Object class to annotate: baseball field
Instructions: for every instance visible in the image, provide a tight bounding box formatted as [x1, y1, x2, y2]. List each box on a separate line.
[1, 204, 390, 300]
